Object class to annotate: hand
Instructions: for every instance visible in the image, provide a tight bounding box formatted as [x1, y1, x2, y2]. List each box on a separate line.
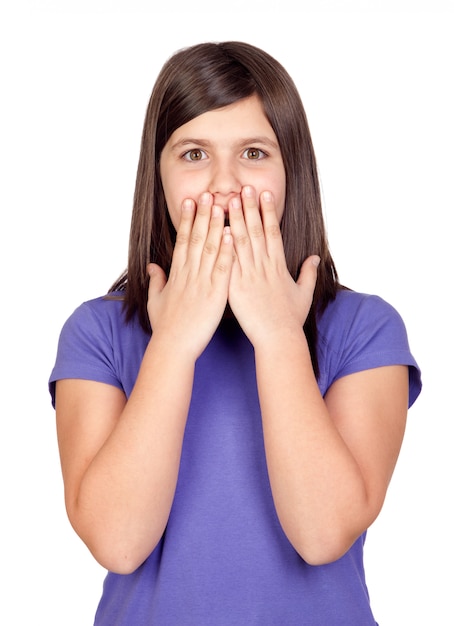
[147, 192, 234, 358]
[227, 186, 319, 345]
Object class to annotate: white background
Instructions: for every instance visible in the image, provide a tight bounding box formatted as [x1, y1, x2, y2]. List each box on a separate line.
[1, 1, 452, 624]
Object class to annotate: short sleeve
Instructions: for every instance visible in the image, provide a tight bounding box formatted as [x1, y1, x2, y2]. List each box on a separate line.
[317, 291, 422, 407]
[48, 300, 124, 407]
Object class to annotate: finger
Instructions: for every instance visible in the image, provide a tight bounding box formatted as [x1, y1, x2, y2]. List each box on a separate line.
[185, 192, 214, 266]
[171, 198, 196, 267]
[147, 263, 167, 296]
[241, 185, 265, 238]
[296, 255, 320, 298]
[240, 185, 269, 262]
[211, 225, 234, 286]
[228, 194, 254, 269]
[259, 190, 285, 259]
[198, 204, 228, 277]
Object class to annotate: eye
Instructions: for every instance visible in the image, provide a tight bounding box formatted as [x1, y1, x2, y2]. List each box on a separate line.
[243, 148, 266, 160]
[182, 149, 207, 162]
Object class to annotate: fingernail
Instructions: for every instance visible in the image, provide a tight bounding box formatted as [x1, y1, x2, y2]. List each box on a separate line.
[262, 190, 273, 202]
[243, 185, 254, 197]
[312, 256, 321, 267]
[230, 196, 241, 209]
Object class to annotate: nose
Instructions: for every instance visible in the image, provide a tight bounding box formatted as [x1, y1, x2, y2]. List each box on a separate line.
[207, 158, 242, 206]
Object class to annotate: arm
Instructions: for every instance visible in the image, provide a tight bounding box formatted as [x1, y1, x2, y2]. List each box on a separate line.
[56, 195, 233, 574]
[228, 186, 408, 564]
[256, 341, 408, 565]
[56, 339, 195, 575]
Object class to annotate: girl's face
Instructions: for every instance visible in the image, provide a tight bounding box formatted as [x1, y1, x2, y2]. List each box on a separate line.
[160, 95, 286, 229]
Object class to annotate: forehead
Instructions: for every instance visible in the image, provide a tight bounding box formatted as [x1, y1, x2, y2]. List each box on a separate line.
[168, 95, 277, 145]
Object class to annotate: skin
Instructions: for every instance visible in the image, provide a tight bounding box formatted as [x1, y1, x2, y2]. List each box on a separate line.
[55, 95, 409, 574]
[160, 95, 286, 229]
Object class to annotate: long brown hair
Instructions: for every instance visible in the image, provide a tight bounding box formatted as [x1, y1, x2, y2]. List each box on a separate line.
[110, 41, 341, 377]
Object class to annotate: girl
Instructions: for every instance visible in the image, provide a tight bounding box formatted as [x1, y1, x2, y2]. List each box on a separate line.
[50, 41, 421, 625]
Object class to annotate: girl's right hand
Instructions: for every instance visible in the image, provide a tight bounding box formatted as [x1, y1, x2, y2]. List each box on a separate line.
[147, 192, 233, 359]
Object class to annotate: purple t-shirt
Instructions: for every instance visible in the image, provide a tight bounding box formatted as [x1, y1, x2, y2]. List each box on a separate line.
[49, 289, 421, 626]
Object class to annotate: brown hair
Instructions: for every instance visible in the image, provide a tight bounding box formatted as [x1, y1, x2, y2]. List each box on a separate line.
[110, 41, 341, 377]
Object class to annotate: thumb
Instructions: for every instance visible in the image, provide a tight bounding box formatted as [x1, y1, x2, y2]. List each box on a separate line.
[147, 263, 167, 294]
[296, 255, 320, 294]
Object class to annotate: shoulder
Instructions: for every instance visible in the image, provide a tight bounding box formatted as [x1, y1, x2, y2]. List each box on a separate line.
[63, 292, 124, 331]
[320, 288, 397, 321]
[49, 292, 148, 405]
[56, 291, 147, 354]
[317, 289, 421, 405]
[318, 289, 408, 340]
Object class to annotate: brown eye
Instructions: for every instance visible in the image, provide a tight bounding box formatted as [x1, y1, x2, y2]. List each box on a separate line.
[244, 148, 265, 160]
[184, 149, 205, 161]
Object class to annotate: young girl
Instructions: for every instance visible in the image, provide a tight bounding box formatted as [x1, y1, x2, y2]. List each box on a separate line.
[49, 41, 421, 625]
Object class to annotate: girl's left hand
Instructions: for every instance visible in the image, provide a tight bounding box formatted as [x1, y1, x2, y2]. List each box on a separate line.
[227, 185, 319, 346]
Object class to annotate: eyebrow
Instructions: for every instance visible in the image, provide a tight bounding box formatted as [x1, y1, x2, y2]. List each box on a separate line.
[169, 136, 280, 152]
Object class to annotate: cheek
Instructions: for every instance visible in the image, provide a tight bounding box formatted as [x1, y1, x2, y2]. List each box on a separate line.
[264, 171, 286, 221]
[161, 186, 180, 230]
[161, 174, 197, 230]
[275, 187, 286, 222]
[167, 205, 181, 231]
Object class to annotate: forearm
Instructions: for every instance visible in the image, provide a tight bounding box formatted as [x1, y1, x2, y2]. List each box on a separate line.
[71, 334, 195, 573]
[255, 329, 370, 565]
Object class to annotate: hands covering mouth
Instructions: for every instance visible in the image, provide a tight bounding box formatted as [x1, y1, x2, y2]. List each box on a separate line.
[146, 184, 320, 358]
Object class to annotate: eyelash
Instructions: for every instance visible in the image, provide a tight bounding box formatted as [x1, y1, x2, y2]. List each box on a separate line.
[181, 148, 268, 162]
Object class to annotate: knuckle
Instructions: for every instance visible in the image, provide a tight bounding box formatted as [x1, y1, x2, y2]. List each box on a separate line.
[249, 225, 264, 239]
[214, 261, 229, 274]
[266, 224, 281, 239]
[203, 241, 217, 256]
[235, 234, 250, 248]
[175, 232, 190, 246]
[190, 231, 204, 245]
